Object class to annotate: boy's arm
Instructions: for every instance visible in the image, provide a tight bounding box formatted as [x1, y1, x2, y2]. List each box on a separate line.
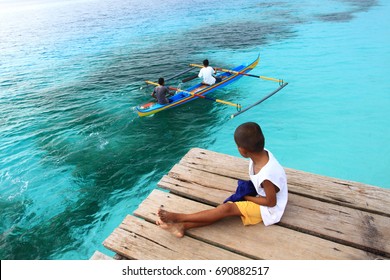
[243, 180, 277, 207]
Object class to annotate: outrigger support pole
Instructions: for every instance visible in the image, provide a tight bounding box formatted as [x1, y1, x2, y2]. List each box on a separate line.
[230, 82, 288, 119]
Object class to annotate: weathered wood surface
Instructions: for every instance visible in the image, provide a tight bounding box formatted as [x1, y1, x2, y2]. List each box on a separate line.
[102, 147, 390, 260]
[103, 214, 248, 260]
[90, 251, 113, 260]
[159, 163, 390, 257]
[133, 189, 381, 260]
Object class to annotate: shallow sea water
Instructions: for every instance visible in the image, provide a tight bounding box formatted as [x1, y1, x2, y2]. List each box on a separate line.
[0, 0, 389, 259]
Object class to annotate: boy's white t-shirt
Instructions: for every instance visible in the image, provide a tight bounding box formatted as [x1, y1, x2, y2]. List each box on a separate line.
[249, 150, 288, 226]
[198, 66, 216, 85]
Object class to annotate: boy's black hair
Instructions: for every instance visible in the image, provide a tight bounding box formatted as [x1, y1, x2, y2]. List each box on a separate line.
[158, 77, 165, 85]
[203, 59, 209, 67]
[234, 122, 265, 152]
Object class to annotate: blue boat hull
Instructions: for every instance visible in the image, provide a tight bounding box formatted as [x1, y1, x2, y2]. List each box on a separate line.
[136, 56, 260, 117]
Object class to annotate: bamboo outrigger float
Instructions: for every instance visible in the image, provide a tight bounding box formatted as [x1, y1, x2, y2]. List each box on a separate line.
[136, 55, 287, 117]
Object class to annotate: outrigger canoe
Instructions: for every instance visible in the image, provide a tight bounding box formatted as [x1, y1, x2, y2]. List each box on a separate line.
[136, 55, 260, 117]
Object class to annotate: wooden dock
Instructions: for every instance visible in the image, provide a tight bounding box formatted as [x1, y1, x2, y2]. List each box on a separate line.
[99, 148, 390, 260]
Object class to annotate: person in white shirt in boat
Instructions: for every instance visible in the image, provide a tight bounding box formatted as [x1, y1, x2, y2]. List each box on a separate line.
[151, 77, 173, 105]
[198, 59, 222, 86]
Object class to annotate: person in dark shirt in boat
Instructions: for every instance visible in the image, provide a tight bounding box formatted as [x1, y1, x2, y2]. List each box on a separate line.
[198, 59, 222, 85]
[151, 77, 172, 105]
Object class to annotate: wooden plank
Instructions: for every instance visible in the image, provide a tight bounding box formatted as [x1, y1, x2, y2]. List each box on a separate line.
[180, 147, 248, 179]
[180, 148, 390, 216]
[284, 168, 390, 217]
[133, 189, 381, 260]
[158, 175, 231, 205]
[90, 251, 113, 260]
[160, 165, 390, 257]
[103, 215, 248, 260]
[113, 254, 128, 260]
[282, 194, 390, 257]
[168, 164, 236, 192]
[158, 175, 228, 205]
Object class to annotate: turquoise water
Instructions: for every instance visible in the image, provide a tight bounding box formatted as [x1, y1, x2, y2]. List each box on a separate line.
[0, 0, 389, 259]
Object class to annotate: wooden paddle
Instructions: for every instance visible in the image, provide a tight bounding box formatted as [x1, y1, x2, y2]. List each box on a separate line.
[145, 80, 241, 109]
[189, 63, 283, 83]
[141, 67, 195, 89]
[182, 74, 199, 83]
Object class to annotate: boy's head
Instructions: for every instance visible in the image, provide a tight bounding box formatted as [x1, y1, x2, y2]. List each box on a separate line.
[158, 77, 165, 85]
[234, 122, 265, 154]
[203, 59, 209, 67]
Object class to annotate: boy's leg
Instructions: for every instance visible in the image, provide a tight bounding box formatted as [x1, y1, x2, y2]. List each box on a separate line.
[156, 219, 212, 238]
[158, 202, 241, 224]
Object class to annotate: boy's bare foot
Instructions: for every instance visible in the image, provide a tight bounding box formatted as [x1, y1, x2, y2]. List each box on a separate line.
[156, 219, 184, 238]
[157, 208, 179, 223]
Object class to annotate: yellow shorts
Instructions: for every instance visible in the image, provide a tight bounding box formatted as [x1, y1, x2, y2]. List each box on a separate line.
[234, 201, 262, 226]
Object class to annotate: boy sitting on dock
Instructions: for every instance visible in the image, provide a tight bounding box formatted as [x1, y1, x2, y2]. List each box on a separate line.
[157, 122, 288, 237]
